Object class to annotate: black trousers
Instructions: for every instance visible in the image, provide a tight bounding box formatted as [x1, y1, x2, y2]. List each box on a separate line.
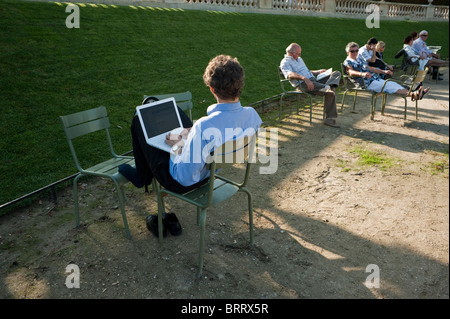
[130, 108, 207, 194]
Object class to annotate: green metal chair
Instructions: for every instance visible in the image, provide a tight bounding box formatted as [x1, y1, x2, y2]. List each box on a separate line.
[153, 133, 257, 277]
[278, 67, 322, 123]
[60, 106, 135, 238]
[380, 68, 428, 120]
[143, 91, 194, 121]
[340, 63, 384, 120]
[394, 48, 419, 76]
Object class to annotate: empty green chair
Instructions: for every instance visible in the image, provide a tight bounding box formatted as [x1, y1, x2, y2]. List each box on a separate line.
[60, 106, 135, 238]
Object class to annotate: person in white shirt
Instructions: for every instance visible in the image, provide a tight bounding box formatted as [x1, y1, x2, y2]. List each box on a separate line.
[358, 37, 379, 66]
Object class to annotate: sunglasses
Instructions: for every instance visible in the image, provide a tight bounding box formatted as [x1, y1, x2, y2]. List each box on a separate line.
[349, 50, 358, 53]
[421, 34, 428, 37]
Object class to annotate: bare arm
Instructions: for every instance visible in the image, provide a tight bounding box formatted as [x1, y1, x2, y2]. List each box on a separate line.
[287, 72, 314, 91]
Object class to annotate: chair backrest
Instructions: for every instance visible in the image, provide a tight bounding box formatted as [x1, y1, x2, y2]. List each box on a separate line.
[340, 63, 349, 86]
[210, 134, 256, 166]
[143, 91, 193, 120]
[278, 67, 292, 93]
[207, 133, 257, 186]
[341, 63, 367, 89]
[60, 106, 114, 171]
[412, 68, 428, 84]
[394, 48, 406, 60]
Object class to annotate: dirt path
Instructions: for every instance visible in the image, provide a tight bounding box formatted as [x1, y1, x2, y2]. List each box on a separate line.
[1, 69, 448, 300]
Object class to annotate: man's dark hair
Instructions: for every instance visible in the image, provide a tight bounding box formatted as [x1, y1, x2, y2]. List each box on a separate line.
[203, 55, 245, 100]
[367, 37, 378, 45]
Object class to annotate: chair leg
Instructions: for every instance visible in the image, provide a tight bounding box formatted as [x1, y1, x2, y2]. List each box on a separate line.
[197, 208, 207, 278]
[371, 95, 376, 120]
[241, 187, 254, 245]
[279, 95, 284, 121]
[404, 98, 408, 120]
[381, 94, 386, 115]
[73, 174, 82, 227]
[152, 179, 166, 243]
[352, 91, 358, 111]
[196, 206, 201, 226]
[341, 90, 347, 111]
[415, 100, 418, 120]
[113, 180, 131, 239]
[322, 96, 326, 120]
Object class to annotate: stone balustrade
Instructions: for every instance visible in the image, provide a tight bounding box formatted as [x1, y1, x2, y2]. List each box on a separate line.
[179, 0, 448, 20]
[57, 0, 449, 21]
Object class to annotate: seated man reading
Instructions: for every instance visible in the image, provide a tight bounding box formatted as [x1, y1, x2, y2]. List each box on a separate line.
[280, 43, 342, 128]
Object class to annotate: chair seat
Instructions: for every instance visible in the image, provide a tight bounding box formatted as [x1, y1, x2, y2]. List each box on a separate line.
[182, 178, 239, 207]
[85, 157, 135, 184]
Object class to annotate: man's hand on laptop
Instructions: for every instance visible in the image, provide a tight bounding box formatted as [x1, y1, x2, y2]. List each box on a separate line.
[165, 127, 191, 146]
[165, 128, 192, 155]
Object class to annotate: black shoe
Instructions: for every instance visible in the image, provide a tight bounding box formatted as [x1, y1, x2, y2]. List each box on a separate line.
[164, 213, 182, 236]
[146, 214, 167, 238]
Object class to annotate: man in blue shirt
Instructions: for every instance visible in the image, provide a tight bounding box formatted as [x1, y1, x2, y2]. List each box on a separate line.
[120, 55, 262, 193]
[280, 43, 341, 128]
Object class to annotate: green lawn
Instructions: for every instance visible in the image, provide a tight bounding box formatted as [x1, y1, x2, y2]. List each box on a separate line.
[0, 0, 448, 208]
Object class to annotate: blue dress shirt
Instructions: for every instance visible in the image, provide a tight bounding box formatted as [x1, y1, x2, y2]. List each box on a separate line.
[412, 38, 432, 56]
[169, 101, 262, 187]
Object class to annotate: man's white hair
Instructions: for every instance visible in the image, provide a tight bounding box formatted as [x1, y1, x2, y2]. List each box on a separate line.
[286, 43, 300, 54]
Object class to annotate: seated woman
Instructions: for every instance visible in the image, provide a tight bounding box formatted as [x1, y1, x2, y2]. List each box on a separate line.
[343, 42, 429, 101]
[403, 35, 428, 71]
[403, 35, 448, 71]
[368, 41, 394, 79]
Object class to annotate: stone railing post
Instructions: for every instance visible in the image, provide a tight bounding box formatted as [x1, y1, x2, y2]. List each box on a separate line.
[324, 0, 336, 14]
[378, 1, 389, 18]
[426, 1, 435, 19]
[259, 0, 273, 9]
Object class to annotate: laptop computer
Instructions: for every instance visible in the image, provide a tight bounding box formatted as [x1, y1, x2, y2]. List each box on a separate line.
[135, 97, 184, 154]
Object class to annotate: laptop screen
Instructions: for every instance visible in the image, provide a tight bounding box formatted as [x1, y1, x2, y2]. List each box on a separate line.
[139, 100, 181, 138]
